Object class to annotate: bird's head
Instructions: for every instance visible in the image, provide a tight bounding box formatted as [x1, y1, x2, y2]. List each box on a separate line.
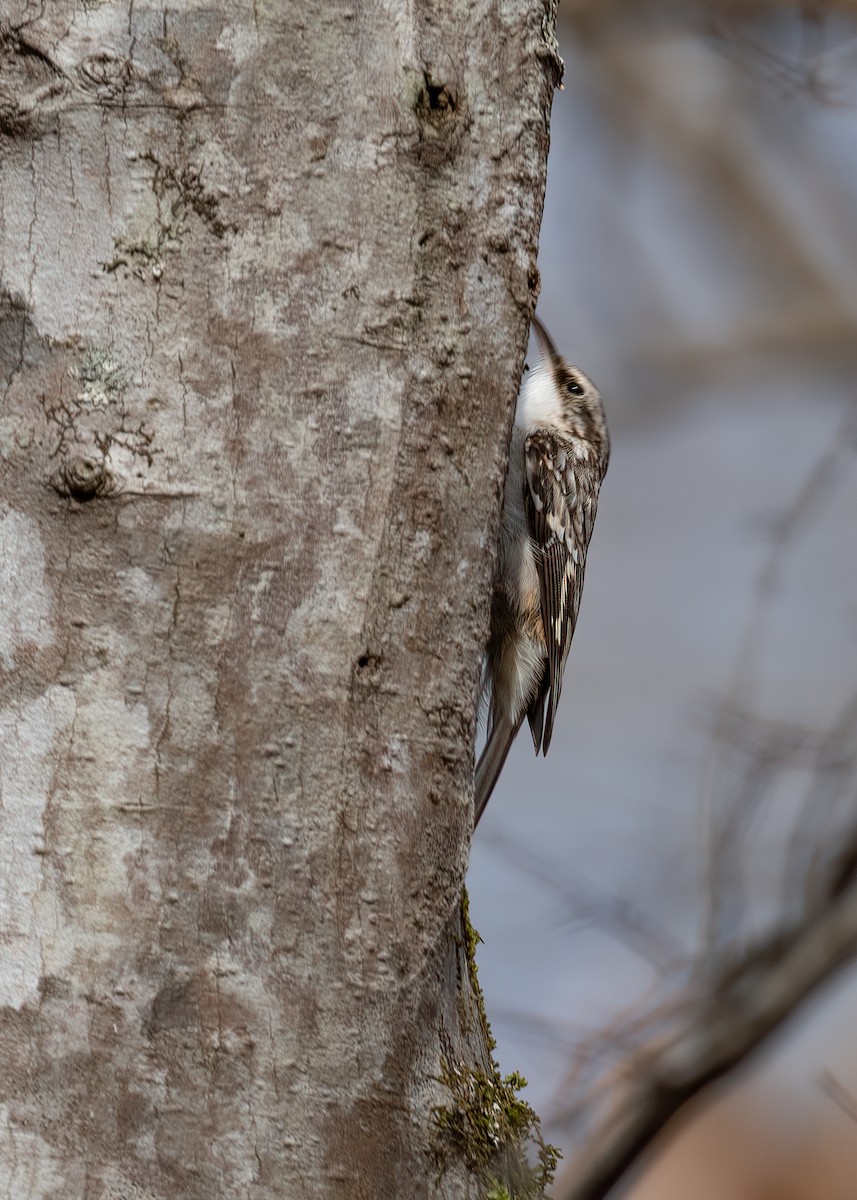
[518, 316, 610, 472]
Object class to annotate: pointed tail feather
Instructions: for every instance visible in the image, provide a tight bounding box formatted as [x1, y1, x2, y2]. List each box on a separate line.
[526, 677, 549, 755]
[474, 713, 524, 827]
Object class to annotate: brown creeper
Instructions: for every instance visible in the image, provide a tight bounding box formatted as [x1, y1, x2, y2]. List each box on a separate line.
[475, 317, 610, 825]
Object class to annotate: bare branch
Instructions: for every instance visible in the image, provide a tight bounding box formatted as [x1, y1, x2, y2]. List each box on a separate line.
[556, 874, 857, 1200]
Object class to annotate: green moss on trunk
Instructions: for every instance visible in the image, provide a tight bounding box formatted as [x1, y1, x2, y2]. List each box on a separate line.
[434, 890, 561, 1198]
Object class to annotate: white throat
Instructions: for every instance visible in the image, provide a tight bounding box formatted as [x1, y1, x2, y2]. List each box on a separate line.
[514, 363, 563, 432]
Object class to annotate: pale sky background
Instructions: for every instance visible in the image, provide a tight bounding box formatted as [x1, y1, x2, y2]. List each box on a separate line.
[466, 5, 857, 1178]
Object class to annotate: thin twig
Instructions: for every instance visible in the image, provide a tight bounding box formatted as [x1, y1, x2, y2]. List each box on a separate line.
[819, 1070, 857, 1125]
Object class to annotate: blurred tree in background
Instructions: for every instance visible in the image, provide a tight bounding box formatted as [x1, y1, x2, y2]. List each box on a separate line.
[468, 3, 857, 1196]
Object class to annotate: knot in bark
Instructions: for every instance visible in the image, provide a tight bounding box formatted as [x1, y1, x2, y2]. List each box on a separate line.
[52, 455, 116, 501]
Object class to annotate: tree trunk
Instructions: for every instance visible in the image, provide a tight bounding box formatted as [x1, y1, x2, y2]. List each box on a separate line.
[0, 2, 557, 1196]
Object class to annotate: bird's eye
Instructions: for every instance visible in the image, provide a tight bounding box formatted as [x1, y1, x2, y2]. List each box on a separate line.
[566, 377, 584, 396]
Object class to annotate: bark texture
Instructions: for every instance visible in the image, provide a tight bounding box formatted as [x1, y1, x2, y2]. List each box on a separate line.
[0, 1, 557, 1196]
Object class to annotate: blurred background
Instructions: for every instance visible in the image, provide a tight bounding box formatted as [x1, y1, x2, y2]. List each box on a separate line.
[467, 2, 857, 1195]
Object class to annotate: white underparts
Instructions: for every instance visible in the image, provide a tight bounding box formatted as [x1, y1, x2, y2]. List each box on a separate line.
[497, 629, 543, 725]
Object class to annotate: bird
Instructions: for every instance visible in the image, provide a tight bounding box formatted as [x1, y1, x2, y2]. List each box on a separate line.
[474, 316, 610, 826]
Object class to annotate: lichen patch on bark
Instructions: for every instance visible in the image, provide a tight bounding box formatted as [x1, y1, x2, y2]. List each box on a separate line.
[0, 507, 54, 670]
[0, 687, 75, 1007]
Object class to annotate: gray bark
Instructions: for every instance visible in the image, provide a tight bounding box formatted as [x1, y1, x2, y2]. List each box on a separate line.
[0, 1, 557, 1196]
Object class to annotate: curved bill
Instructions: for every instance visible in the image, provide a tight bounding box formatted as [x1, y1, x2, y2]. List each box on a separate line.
[531, 314, 560, 362]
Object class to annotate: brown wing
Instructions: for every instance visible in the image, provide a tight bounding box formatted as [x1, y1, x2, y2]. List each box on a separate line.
[523, 431, 595, 754]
